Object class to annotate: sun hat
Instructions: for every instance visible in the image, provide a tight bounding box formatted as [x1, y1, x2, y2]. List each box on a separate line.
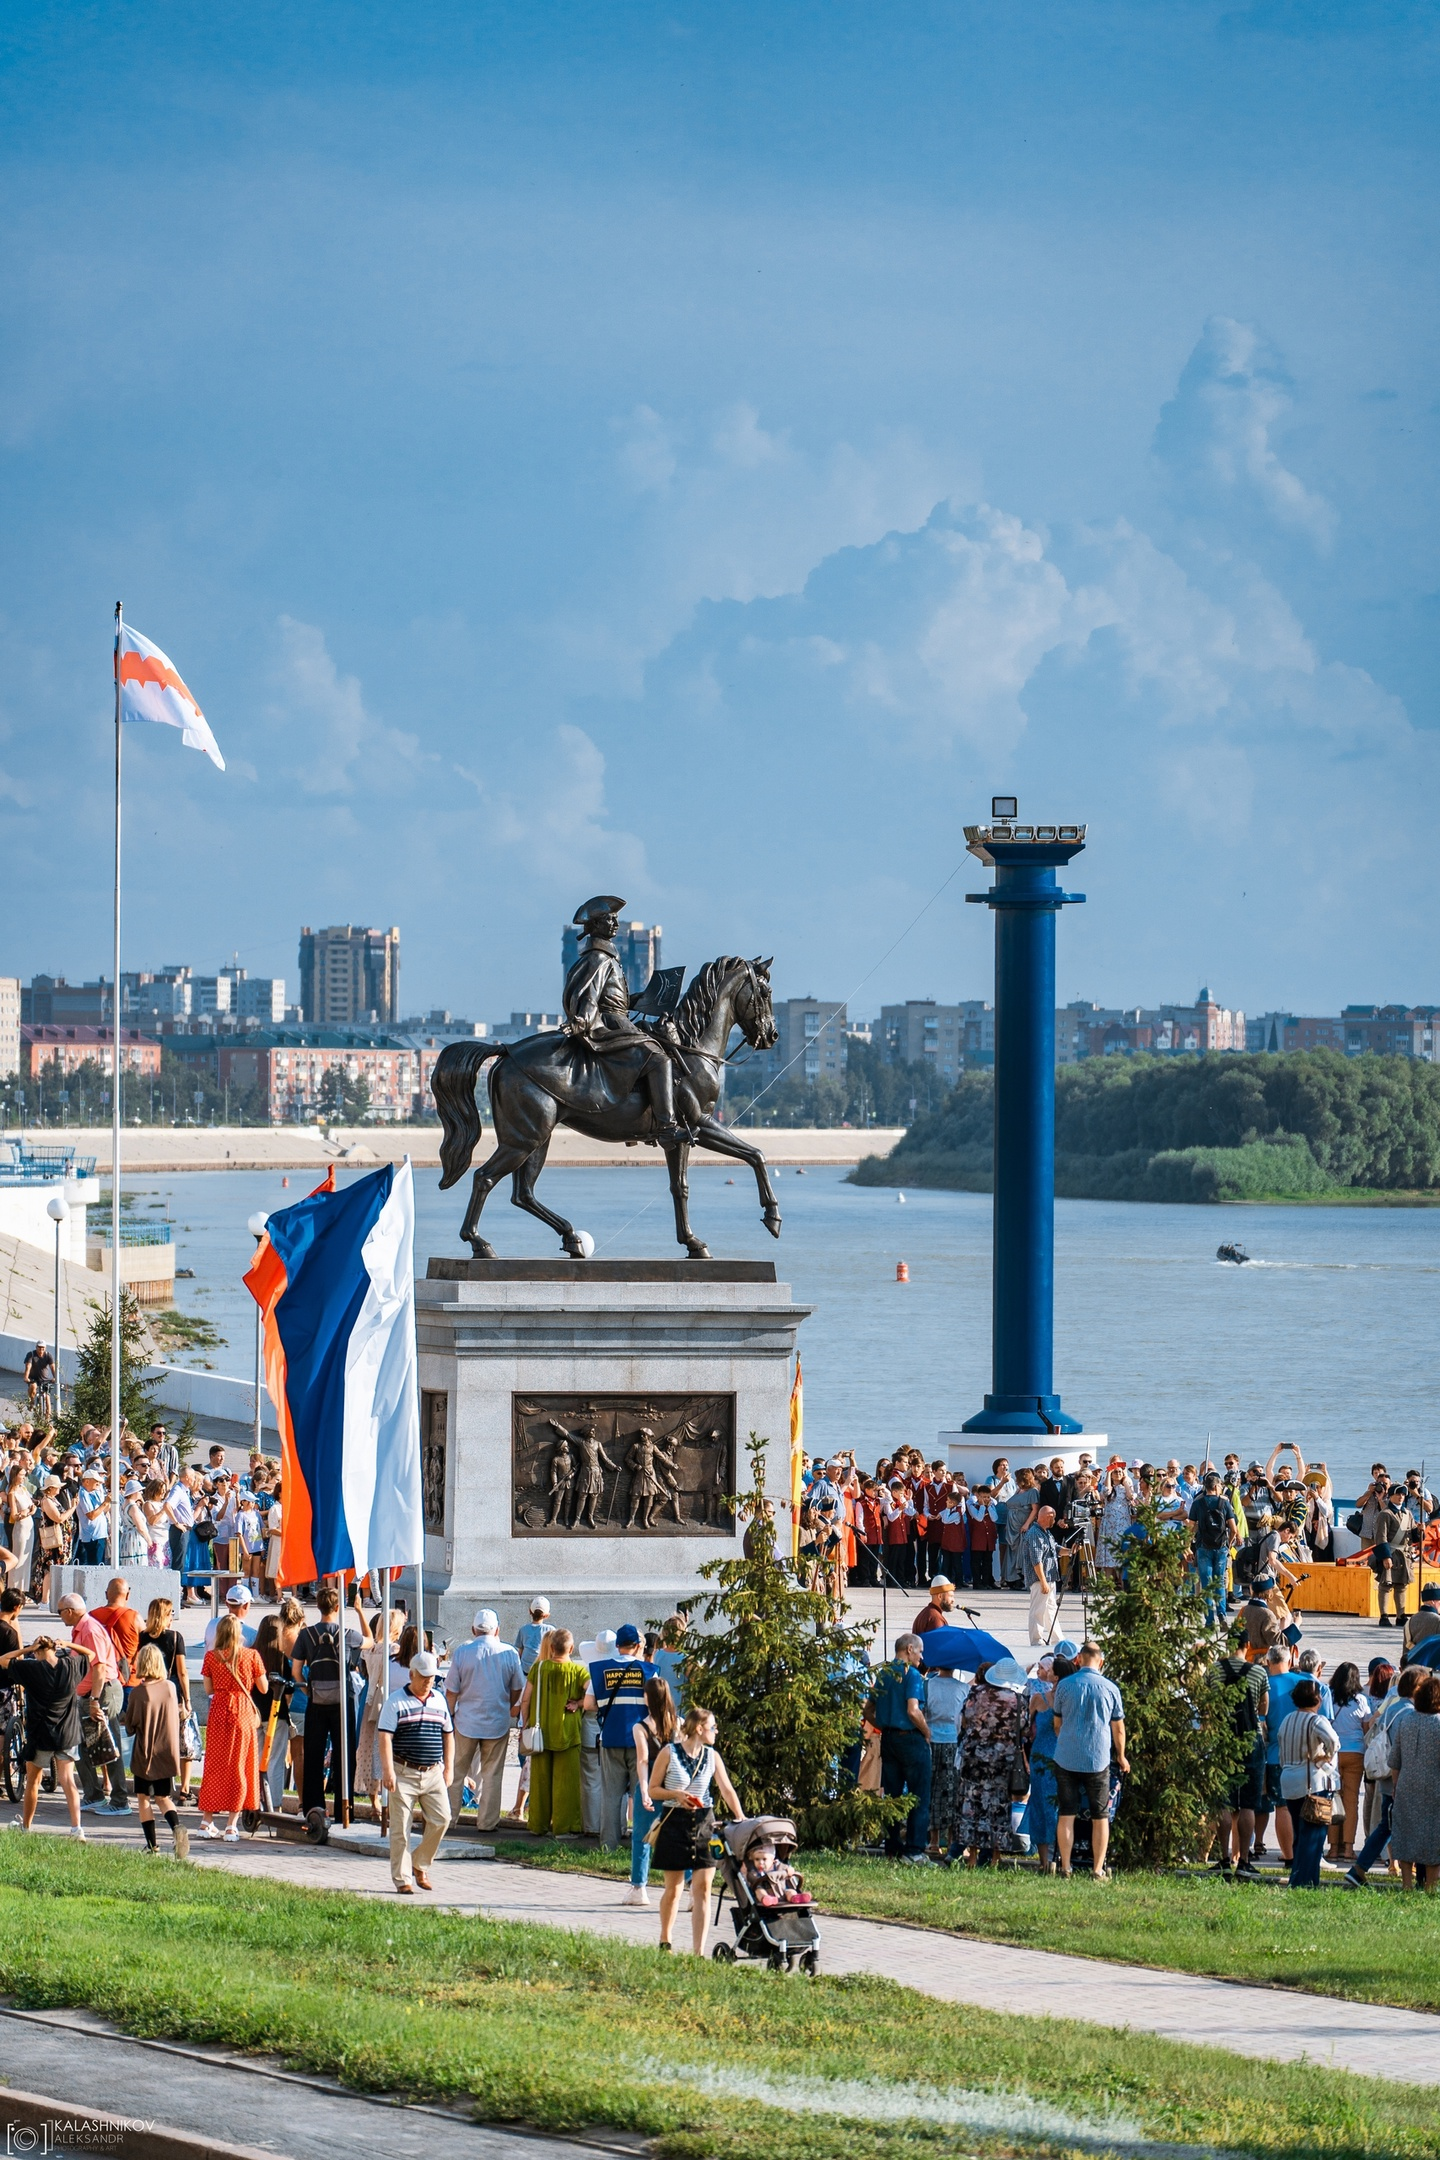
[983, 1656, 1029, 1691]
[123, 1479, 142, 1496]
[409, 1649, 439, 1678]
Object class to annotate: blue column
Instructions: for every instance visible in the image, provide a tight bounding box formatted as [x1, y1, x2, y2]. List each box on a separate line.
[961, 826, 1085, 1437]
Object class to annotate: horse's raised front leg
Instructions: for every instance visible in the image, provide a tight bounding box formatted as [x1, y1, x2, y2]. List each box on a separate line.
[690, 1115, 781, 1238]
[664, 1137, 710, 1259]
[510, 1142, 587, 1258]
[460, 1141, 534, 1257]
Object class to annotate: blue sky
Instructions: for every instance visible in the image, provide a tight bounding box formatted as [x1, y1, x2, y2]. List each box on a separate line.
[1, 2, 1436, 1021]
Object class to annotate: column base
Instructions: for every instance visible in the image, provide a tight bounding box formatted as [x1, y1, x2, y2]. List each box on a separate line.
[959, 1393, 1084, 1436]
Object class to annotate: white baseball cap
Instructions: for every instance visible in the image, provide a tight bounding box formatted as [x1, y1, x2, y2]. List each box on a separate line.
[410, 1649, 439, 1678]
[473, 1608, 498, 1633]
[529, 1596, 551, 1615]
[225, 1584, 253, 1607]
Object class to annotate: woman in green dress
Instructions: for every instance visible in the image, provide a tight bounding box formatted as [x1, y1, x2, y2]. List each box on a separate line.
[520, 1627, 591, 1835]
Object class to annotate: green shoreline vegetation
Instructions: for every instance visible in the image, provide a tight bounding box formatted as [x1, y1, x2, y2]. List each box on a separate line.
[0, 1841, 1436, 2160]
[850, 1050, 1440, 1203]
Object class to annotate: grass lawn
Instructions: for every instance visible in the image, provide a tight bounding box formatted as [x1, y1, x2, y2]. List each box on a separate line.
[0, 1843, 1433, 2160]
[491, 1837, 1440, 2016]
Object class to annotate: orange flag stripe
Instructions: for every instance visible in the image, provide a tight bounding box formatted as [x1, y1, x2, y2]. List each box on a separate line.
[116, 648, 202, 714]
[242, 1237, 316, 1586]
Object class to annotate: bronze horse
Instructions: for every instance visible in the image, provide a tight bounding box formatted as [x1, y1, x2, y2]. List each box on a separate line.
[433, 956, 782, 1259]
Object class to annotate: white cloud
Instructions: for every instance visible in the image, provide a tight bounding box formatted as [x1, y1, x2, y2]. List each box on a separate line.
[487, 724, 648, 888]
[269, 617, 427, 795]
[1153, 317, 1337, 549]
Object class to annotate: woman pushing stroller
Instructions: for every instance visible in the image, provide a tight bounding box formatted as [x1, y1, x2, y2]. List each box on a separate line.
[646, 1703, 743, 1955]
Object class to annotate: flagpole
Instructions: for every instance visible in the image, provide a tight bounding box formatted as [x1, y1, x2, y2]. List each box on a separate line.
[110, 602, 124, 1567]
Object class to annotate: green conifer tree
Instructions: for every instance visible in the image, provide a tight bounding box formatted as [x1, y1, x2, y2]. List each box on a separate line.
[674, 1434, 904, 1845]
[1086, 1502, 1250, 1867]
[56, 1291, 156, 1453]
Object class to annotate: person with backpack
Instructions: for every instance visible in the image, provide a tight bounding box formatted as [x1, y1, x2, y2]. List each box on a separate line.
[583, 1624, 657, 1848]
[1188, 1472, 1239, 1631]
[290, 1583, 369, 1820]
[864, 1632, 931, 1860]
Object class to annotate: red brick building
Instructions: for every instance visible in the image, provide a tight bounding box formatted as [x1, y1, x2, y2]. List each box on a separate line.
[217, 1033, 441, 1123]
[22, 1024, 161, 1077]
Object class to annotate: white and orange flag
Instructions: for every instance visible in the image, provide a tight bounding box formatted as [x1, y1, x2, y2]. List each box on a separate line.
[116, 623, 224, 770]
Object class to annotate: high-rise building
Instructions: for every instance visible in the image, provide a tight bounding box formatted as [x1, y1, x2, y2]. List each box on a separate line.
[298, 926, 400, 1025]
[21, 975, 112, 1027]
[560, 918, 662, 1000]
[0, 977, 19, 1079]
[878, 1001, 992, 1082]
[749, 998, 848, 1092]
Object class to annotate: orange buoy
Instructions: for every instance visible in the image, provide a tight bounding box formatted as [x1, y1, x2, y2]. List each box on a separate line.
[896, 1261, 909, 1283]
[282, 1176, 289, 1187]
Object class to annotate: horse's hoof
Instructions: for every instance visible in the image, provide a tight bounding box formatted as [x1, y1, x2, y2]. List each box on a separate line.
[467, 1238, 497, 1260]
[562, 1237, 589, 1260]
[763, 1209, 782, 1238]
[686, 1243, 711, 1260]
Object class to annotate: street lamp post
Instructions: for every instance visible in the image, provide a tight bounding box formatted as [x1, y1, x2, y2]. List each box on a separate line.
[247, 1211, 269, 1458]
[45, 1191, 68, 1416]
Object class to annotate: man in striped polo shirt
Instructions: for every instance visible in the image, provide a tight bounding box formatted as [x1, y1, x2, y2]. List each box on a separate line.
[377, 1650, 456, 1894]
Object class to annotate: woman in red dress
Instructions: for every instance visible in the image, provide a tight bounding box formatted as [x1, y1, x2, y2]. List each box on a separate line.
[198, 1613, 266, 1841]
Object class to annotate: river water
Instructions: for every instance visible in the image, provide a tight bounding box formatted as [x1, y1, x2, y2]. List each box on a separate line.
[130, 1163, 1439, 1494]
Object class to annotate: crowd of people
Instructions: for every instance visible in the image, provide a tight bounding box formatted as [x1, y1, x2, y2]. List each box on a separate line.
[798, 1445, 1440, 1640]
[1, 1397, 1437, 1905]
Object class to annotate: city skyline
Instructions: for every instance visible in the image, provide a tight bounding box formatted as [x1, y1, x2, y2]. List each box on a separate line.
[0, 8, 1435, 1018]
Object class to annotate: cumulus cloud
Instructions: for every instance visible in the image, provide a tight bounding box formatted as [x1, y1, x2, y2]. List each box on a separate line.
[269, 617, 428, 795]
[596, 399, 959, 680]
[482, 724, 648, 888]
[1153, 317, 1337, 549]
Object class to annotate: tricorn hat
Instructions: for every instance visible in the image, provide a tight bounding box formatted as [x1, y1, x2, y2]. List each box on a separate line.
[573, 894, 626, 926]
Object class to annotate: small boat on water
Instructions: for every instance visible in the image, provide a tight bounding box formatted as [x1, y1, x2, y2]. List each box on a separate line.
[1216, 1242, 1251, 1265]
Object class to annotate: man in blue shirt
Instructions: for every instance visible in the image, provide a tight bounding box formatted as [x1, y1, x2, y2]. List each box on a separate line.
[1052, 1641, 1128, 1879]
[1254, 1643, 1305, 1866]
[583, 1624, 657, 1847]
[865, 1632, 931, 1860]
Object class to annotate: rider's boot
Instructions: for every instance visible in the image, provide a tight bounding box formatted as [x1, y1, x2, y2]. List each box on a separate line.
[645, 1046, 693, 1145]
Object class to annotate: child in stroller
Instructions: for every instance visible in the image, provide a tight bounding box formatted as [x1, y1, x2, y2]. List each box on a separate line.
[711, 1815, 821, 1974]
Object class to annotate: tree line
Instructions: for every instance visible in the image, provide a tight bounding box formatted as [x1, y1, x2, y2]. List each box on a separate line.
[852, 1050, 1440, 1198]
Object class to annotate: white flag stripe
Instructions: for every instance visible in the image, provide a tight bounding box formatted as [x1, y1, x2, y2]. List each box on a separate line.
[340, 1159, 423, 1574]
[117, 622, 225, 770]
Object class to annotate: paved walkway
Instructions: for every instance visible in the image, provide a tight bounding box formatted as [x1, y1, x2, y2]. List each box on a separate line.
[40, 1808, 1440, 2089]
[0, 2001, 637, 2160]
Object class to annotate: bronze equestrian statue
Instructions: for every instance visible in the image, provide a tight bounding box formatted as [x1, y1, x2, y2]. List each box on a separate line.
[433, 894, 783, 1259]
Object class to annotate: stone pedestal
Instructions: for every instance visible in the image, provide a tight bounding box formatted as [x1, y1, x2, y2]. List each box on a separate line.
[417, 1258, 810, 1648]
[49, 1563, 181, 1616]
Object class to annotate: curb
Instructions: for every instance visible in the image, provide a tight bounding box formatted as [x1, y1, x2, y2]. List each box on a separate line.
[0, 2085, 287, 2159]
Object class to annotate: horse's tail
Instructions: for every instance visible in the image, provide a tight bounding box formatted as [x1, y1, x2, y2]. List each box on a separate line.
[433, 1039, 506, 1189]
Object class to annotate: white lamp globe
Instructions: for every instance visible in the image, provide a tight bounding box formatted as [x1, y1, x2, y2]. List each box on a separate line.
[46, 1194, 69, 1223]
[247, 1211, 269, 1238]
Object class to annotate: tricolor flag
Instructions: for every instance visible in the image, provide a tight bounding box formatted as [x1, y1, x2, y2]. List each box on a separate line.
[789, 1354, 804, 1560]
[116, 622, 225, 770]
[245, 1162, 422, 1584]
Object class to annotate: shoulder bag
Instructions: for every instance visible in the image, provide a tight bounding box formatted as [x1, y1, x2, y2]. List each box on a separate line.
[522, 1661, 546, 1754]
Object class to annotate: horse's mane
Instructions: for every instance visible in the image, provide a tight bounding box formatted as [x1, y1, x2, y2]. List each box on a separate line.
[674, 957, 745, 1048]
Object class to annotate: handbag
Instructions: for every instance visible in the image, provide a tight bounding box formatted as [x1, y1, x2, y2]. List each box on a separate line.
[522, 1665, 546, 1755]
[179, 1709, 201, 1761]
[39, 1520, 63, 1552]
[1008, 1739, 1032, 1797]
[1301, 1791, 1334, 1825]
[82, 1713, 119, 1768]
[1345, 1510, 1364, 1537]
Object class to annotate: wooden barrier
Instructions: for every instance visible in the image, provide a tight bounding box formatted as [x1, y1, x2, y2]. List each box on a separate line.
[1288, 1565, 1422, 1618]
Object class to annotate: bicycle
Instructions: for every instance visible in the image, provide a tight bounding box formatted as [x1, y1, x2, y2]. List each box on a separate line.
[0, 1686, 25, 1804]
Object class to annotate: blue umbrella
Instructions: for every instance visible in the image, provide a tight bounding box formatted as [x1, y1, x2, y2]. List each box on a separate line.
[1403, 1635, 1440, 1671]
[920, 1624, 1011, 1672]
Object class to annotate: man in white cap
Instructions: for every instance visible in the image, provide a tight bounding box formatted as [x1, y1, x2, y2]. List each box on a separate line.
[443, 1608, 522, 1834]
[377, 1649, 455, 1894]
[205, 1582, 258, 1652]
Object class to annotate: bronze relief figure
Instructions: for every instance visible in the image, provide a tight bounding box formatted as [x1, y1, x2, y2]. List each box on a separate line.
[512, 1393, 735, 1537]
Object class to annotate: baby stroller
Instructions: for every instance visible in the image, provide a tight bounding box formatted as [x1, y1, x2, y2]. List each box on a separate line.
[710, 1815, 821, 1975]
